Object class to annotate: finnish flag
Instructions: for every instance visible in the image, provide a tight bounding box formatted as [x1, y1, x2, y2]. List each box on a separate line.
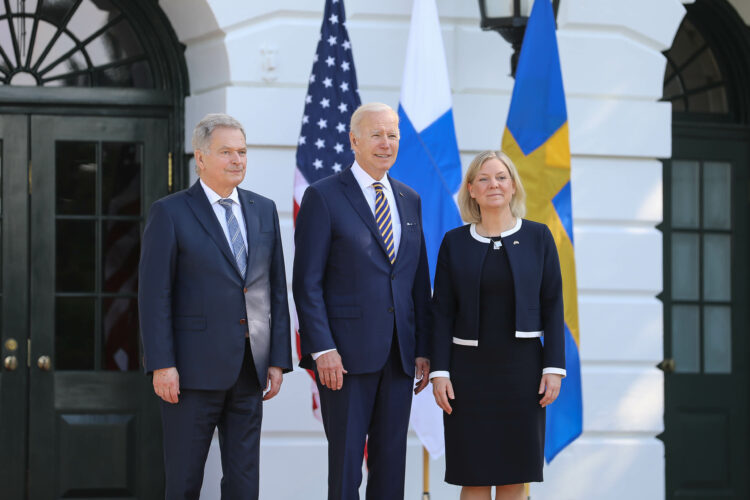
[392, 0, 463, 460]
[390, 0, 463, 286]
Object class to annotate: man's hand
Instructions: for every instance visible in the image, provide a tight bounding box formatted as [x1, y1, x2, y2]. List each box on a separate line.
[414, 357, 430, 394]
[263, 366, 284, 401]
[538, 373, 563, 408]
[432, 377, 454, 414]
[153, 367, 180, 404]
[316, 350, 347, 390]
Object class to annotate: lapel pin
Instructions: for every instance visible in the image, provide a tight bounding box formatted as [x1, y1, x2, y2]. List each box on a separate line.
[399, 192, 405, 197]
[513, 240, 519, 245]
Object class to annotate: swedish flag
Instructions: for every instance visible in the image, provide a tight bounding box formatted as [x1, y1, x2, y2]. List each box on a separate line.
[501, 0, 583, 462]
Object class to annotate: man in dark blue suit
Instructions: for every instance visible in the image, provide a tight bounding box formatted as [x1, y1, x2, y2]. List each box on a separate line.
[293, 102, 432, 500]
[139, 114, 292, 499]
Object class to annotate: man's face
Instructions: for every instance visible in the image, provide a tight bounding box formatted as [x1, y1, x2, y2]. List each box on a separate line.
[349, 110, 400, 180]
[195, 127, 247, 196]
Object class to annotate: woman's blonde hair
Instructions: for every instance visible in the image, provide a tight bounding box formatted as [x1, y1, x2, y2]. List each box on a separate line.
[457, 150, 526, 223]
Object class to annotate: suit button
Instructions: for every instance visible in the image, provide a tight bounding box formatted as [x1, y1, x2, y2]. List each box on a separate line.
[391, 274, 395, 280]
[239, 319, 246, 325]
[388, 307, 394, 313]
[243, 287, 248, 293]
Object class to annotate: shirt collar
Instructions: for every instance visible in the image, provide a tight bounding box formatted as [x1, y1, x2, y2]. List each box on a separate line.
[350, 160, 393, 193]
[200, 179, 240, 205]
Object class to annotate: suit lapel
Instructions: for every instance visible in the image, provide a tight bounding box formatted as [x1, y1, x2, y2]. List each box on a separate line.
[185, 180, 243, 276]
[239, 189, 258, 285]
[339, 169, 391, 259]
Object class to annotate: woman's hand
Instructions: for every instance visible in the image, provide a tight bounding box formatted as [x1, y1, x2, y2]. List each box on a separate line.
[432, 377, 455, 414]
[538, 373, 562, 407]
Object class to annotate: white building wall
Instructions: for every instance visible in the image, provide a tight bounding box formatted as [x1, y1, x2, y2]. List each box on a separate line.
[158, 1, 689, 498]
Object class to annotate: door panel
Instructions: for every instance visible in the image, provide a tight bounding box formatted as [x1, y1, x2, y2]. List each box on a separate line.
[0, 115, 30, 500]
[24, 115, 167, 499]
[664, 128, 749, 499]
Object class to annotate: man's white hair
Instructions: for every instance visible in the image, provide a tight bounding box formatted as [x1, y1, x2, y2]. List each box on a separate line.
[349, 103, 399, 136]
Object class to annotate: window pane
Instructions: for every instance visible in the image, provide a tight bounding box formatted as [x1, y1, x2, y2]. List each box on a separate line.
[703, 306, 731, 374]
[57, 220, 95, 292]
[91, 60, 153, 89]
[687, 87, 728, 114]
[37, 0, 77, 27]
[56, 141, 97, 215]
[703, 162, 731, 229]
[102, 221, 139, 293]
[56, 297, 95, 370]
[681, 47, 723, 93]
[703, 234, 731, 302]
[102, 298, 139, 371]
[102, 142, 141, 215]
[672, 305, 700, 373]
[672, 233, 699, 300]
[671, 160, 699, 228]
[66, 0, 119, 42]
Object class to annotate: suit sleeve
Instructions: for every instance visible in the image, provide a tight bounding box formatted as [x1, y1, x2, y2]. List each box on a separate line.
[268, 200, 293, 372]
[138, 201, 177, 374]
[540, 225, 566, 371]
[412, 196, 432, 359]
[430, 235, 455, 373]
[292, 186, 337, 360]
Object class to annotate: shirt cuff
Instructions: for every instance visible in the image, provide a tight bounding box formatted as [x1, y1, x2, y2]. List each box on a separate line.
[543, 367, 566, 377]
[311, 348, 336, 361]
[429, 370, 450, 380]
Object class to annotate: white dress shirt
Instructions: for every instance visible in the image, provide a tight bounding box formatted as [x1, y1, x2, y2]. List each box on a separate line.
[312, 162, 402, 361]
[200, 179, 248, 250]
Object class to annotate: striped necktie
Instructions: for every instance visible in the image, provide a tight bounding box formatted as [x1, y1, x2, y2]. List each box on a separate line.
[218, 198, 248, 278]
[372, 182, 396, 264]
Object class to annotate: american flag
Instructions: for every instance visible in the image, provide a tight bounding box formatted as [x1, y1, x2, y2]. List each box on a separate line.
[293, 0, 361, 418]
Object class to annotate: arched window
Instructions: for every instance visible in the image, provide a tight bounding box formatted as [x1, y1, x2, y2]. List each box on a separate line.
[0, 0, 156, 88]
[663, 18, 728, 114]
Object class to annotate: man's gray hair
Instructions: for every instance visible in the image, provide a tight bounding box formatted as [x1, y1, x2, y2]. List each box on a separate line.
[192, 113, 246, 153]
[349, 102, 398, 137]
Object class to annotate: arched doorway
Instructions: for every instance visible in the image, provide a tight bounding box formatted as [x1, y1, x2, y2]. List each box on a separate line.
[661, 0, 750, 498]
[0, 1, 188, 498]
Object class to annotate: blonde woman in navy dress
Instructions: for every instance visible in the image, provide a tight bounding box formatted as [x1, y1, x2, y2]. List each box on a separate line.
[430, 150, 566, 500]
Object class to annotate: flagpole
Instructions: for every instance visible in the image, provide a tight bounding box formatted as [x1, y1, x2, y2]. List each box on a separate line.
[422, 446, 430, 499]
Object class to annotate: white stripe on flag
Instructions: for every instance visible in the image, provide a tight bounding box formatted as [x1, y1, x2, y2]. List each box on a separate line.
[399, 0, 452, 133]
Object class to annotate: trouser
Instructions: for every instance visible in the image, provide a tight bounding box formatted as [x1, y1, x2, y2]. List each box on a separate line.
[160, 339, 262, 500]
[317, 331, 414, 500]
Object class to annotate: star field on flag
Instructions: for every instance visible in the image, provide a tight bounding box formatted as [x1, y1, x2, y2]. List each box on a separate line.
[295, 0, 361, 198]
[293, 0, 362, 420]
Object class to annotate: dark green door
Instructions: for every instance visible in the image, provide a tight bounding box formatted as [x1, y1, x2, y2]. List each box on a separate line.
[0, 115, 31, 499]
[662, 126, 750, 499]
[0, 114, 168, 499]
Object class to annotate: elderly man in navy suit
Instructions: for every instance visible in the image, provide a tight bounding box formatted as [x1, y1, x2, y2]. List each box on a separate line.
[138, 113, 291, 499]
[293, 102, 432, 500]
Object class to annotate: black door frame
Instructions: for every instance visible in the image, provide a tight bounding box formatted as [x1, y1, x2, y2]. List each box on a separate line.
[0, 0, 189, 497]
[661, 0, 750, 497]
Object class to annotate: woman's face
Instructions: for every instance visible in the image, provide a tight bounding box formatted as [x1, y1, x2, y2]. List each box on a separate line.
[467, 158, 516, 212]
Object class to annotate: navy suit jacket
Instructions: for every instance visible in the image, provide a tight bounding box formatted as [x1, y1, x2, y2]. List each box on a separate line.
[431, 221, 566, 374]
[292, 168, 431, 376]
[138, 180, 292, 390]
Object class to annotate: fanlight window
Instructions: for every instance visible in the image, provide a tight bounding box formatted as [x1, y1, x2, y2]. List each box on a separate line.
[663, 19, 728, 114]
[0, 0, 153, 88]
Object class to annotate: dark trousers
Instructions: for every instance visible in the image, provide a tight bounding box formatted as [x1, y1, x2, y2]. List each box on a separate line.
[317, 334, 414, 500]
[160, 339, 262, 500]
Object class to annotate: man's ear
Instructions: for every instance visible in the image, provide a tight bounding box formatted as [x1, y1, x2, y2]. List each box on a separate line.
[195, 150, 204, 171]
